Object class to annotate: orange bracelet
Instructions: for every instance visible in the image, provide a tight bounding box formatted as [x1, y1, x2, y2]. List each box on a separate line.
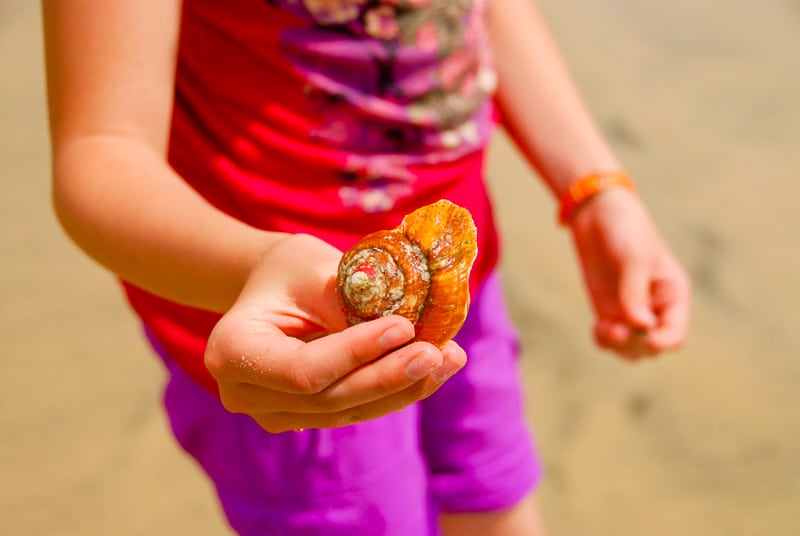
[557, 171, 636, 226]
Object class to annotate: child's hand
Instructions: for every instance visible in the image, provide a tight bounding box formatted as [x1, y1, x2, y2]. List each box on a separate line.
[204, 234, 466, 433]
[568, 189, 691, 360]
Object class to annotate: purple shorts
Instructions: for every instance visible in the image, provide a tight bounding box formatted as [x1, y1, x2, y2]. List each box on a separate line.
[148, 272, 541, 535]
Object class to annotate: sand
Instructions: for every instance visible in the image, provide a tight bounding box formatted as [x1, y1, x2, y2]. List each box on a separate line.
[2, 1, 799, 534]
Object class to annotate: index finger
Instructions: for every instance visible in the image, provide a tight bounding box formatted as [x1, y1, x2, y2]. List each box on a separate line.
[209, 315, 416, 394]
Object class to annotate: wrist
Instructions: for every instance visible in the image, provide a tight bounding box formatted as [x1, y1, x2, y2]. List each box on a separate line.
[557, 171, 636, 226]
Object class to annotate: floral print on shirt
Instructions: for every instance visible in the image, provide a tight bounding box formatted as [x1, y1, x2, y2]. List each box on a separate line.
[267, 0, 496, 212]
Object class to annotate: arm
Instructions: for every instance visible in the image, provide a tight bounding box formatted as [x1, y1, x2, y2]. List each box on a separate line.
[43, 0, 274, 313]
[43, 0, 464, 430]
[488, 0, 691, 358]
[488, 0, 620, 196]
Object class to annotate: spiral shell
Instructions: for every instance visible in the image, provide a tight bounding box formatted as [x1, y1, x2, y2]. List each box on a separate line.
[336, 199, 478, 348]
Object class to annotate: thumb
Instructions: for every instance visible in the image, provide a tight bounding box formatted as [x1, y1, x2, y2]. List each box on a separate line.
[618, 263, 657, 330]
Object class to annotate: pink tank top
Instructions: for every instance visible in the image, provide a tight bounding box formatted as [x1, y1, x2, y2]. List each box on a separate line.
[123, 0, 503, 394]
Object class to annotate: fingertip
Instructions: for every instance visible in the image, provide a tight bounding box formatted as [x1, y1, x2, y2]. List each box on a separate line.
[646, 327, 685, 353]
[441, 340, 467, 367]
[421, 340, 464, 385]
[629, 308, 657, 330]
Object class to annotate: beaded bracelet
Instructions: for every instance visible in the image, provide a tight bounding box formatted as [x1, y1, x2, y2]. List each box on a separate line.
[558, 171, 636, 226]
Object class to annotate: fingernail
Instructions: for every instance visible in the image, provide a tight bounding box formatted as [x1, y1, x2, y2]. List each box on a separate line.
[378, 322, 414, 352]
[637, 309, 657, 328]
[404, 349, 441, 381]
[433, 361, 460, 384]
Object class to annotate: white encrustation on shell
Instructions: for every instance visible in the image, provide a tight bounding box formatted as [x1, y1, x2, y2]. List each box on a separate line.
[336, 199, 477, 347]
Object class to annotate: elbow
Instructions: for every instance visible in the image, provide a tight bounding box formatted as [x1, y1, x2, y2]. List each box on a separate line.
[48, 146, 107, 266]
[51, 165, 73, 239]
[50, 155, 84, 249]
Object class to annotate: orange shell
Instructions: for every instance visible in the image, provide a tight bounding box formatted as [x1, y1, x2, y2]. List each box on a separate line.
[336, 199, 478, 348]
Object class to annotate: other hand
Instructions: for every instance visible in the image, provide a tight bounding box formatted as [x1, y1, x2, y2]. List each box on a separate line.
[569, 189, 691, 360]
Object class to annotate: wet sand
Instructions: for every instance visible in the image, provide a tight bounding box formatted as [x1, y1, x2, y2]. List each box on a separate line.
[2, 1, 799, 534]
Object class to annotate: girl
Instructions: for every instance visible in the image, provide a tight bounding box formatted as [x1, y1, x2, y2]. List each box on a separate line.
[42, 0, 691, 534]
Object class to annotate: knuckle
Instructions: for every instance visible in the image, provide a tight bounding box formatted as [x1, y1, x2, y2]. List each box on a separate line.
[339, 410, 366, 427]
[321, 408, 367, 428]
[285, 364, 321, 395]
[204, 353, 229, 380]
[218, 390, 249, 414]
[305, 392, 337, 412]
[342, 343, 365, 370]
[370, 370, 396, 397]
[204, 326, 242, 380]
[401, 380, 437, 404]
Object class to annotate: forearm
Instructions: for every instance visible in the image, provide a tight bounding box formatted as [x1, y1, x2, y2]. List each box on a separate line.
[489, 0, 621, 198]
[53, 134, 287, 313]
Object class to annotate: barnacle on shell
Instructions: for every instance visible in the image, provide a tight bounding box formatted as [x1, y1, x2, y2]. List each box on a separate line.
[336, 199, 478, 348]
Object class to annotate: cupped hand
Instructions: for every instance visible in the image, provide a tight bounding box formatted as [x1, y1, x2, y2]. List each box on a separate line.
[568, 189, 691, 360]
[204, 234, 466, 433]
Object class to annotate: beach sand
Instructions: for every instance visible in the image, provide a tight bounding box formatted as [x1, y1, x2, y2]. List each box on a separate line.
[2, 1, 799, 534]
